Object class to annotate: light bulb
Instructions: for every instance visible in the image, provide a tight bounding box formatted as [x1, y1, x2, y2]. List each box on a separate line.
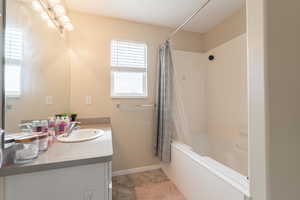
[53, 5, 65, 17]
[47, 20, 55, 29]
[48, 0, 61, 6]
[32, 0, 43, 12]
[64, 23, 74, 31]
[59, 15, 70, 24]
[41, 12, 50, 21]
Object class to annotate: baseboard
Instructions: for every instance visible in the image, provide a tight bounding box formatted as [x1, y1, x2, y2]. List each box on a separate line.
[112, 164, 162, 177]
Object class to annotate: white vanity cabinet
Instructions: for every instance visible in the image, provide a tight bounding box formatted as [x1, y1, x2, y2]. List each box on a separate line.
[0, 126, 113, 200]
[4, 162, 112, 200]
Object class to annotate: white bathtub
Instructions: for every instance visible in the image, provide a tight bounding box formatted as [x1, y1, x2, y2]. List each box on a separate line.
[162, 141, 250, 200]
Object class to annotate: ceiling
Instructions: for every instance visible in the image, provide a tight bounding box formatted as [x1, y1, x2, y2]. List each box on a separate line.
[65, 0, 245, 33]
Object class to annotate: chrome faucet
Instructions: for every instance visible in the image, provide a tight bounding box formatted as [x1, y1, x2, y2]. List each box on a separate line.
[18, 123, 33, 133]
[63, 122, 81, 137]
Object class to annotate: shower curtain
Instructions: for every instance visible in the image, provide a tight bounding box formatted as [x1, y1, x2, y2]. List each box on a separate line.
[154, 40, 175, 162]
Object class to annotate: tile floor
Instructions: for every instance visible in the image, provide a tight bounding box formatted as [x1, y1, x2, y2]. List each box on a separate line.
[112, 169, 186, 200]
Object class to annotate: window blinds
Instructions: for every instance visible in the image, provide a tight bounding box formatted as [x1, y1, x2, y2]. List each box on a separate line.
[5, 28, 23, 64]
[111, 40, 147, 69]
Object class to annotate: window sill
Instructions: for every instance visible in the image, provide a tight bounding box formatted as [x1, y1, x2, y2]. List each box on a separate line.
[111, 96, 148, 99]
[6, 95, 21, 99]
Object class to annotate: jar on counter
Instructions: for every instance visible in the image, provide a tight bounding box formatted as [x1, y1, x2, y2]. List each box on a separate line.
[41, 120, 48, 133]
[48, 117, 56, 146]
[14, 135, 39, 164]
[3, 136, 17, 166]
[38, 133, 48, 152]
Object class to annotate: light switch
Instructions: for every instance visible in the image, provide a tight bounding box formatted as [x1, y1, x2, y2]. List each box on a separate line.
[6, 104, 13, 111]
[86, 96, 92, 105]
[46, 96, 53, 105]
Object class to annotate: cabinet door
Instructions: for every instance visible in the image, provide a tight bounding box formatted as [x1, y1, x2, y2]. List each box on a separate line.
[5, 163, 107, 200]
[105, 161, 112, 200]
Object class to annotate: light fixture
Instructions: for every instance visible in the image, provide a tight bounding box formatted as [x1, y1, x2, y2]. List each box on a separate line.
[64, 23, 74, 31]
[47, 20, 55, 29]
[53, 5, 65, 17]
[32, 1, 43, 12]
[41, 12, 50, 21]
[59, 15, 70, 24]
[31, 0, 74, 34]
[48, 0, 60, 6]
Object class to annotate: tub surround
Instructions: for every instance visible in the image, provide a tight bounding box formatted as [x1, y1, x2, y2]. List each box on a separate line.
[0, 118, 113, 177]
[172, 36, 248, 176]
[163, 142, 249, 200]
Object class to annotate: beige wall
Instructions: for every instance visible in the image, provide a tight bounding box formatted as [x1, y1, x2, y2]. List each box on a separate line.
[202, 6, 247, 52]
[206, 34, 248, 175]
[5, 0, 70, 133]
[67, 11, 203, 171]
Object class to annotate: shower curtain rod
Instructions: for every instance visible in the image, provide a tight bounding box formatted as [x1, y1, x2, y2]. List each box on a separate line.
[167, 0, 211, 41]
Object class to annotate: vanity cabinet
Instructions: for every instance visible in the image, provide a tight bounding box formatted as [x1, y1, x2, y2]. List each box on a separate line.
[4, 162, 112, 200]
[0, 125, 113, 200]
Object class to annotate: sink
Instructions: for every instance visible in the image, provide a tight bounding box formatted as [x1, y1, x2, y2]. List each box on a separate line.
[56, 129, 104, 143]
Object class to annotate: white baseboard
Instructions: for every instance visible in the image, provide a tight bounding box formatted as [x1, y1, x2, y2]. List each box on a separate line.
[112, 164, 162, 177]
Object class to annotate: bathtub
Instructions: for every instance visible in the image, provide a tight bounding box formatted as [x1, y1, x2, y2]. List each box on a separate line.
[162, 141, 250, 200]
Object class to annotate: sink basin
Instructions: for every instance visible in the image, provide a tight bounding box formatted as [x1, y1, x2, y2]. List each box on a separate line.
[56, 129, 104, 143]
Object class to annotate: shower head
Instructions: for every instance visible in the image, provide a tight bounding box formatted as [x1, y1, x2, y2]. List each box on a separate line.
[208, 55, 215, 61]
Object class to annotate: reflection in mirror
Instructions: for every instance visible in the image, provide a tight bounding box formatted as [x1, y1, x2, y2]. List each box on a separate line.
[5, 0, 70, 133]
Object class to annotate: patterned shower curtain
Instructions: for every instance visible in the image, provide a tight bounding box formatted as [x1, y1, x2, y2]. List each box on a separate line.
[154, 40, 176, 162]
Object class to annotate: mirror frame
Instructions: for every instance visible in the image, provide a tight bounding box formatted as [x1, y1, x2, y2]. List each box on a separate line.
[0, 0, 5, 148]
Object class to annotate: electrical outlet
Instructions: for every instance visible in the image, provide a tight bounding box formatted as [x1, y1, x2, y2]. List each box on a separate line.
[84, 191, 93, 200]
[86, 96, 92, 105]
[46, 96, 53, 105]
[6, 104, 13, 111]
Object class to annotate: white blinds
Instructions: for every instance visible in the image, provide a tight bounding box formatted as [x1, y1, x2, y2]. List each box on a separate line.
[5, 28, 23, 64]
[5, 28, 23, 97]
[111, 40, 147, 68]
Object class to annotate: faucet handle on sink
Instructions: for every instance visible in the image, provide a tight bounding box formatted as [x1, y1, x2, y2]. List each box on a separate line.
[19, 123, 33, 133]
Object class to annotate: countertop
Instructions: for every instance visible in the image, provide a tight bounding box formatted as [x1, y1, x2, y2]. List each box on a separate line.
[0, 123, 113, 177]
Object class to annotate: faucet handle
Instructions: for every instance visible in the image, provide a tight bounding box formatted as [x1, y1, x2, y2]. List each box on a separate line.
[70, 121, 81, 125]
[19, 123, 33, 131]
[70, 121, 81, 128]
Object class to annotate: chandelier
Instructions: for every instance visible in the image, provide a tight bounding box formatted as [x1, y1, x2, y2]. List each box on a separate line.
[32, 0, 74, 34]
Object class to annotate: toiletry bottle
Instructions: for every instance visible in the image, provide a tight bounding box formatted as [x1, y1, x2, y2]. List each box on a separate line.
[64, 117, 70, 133]
[55, 117, 61, 135]
[59, 117, 66, 135]
[48, 117, 56, 145]
[41, 120, 48, 134]
[32, 120, 42, 133]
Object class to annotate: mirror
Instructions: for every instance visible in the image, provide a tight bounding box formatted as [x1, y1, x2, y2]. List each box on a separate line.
[5, 0, 70, 133]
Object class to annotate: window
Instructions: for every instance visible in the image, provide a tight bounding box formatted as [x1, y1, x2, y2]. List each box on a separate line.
[5, 28, 23, 97]
[110, 40, 147, 98]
